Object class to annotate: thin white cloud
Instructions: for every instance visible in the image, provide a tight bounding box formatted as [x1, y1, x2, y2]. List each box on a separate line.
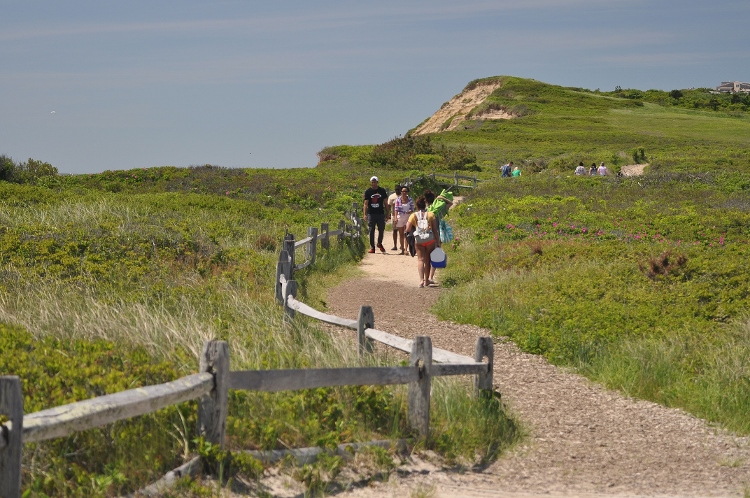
[594, 51, 750, 67]
[0, 0, 638, 42]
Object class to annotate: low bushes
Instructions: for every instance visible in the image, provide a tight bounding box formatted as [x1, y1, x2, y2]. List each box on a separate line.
[434, 175, 750, 433]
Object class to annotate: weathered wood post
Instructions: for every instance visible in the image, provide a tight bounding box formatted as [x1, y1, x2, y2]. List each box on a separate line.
[307, 227, 318, 266]
[454, 171, 458, 187]
[320, 223, 329, 250]
[338, 220, 345, 244]
[351, 201, 362, 236]
[198, 341, 229, 449]
[408, 337, 432, 438]
[357, 306, 374, 355]
[1, 376, 23, 498]
[474, 337, 494, 398]
[275, 248, 291, 305]
[282, 279, 298, 321]
[283, 233, 295, 273]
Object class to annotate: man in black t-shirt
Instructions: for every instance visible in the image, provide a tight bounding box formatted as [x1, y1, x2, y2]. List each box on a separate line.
[363, 176, 389, 253]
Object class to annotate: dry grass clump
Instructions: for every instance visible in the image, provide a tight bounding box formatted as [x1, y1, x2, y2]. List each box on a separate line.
[639, 251, 687, 280]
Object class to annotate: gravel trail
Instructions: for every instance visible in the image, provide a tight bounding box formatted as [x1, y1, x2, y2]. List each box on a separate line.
[320, 249, 750, 497]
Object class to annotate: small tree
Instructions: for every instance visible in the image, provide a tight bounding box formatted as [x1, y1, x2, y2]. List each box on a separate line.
[0, 154, 17, 181]
[18, 157, 58, 183]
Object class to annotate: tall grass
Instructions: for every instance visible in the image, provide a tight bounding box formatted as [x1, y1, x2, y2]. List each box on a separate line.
[433, 171, 750, 436]
[1, 175, 519, 495]
[582, 321, 750, 434]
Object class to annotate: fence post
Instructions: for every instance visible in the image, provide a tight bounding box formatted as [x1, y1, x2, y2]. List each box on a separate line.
[408, 337, 432, 438]
[275, 249, 290, 305]
[284, 234, 295, 273]
[474, 337, 494, 397]
[320, 223, 329, 250]
[307, 227, 318, 266]
[283, 279, 298, 321]
[0, 376, 23, 498]
[338, 220, 345, 243]
[473, 175, 477, 188]
[198, 341, 229, 449]
[357, 306, 374, 355]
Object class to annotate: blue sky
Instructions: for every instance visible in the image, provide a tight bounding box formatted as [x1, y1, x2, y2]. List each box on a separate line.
[2, 0, 748, 174]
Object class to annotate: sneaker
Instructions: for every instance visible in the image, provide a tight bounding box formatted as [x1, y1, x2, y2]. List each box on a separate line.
[368, 248, 376, 253]
[391, 246, 398, 251]
[377, 243, 386, 253]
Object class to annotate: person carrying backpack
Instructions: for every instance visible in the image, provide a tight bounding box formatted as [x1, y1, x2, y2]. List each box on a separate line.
[406, 196, 441, 288]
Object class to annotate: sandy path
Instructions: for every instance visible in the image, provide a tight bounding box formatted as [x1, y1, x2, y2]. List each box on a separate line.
[320, 247, 750, 497]
[620, 164, 648, 176]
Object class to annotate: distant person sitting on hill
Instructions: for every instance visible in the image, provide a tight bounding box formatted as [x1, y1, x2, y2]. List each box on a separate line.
[512, 166, 521, 177]
[575, 162, 586, 175]
[589, 163, 597, 175]
[597, 162, 608, 176]
[501, 161, 513, 177]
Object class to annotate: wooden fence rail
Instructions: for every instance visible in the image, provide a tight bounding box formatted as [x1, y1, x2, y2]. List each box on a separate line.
[277, 227, 495, 438]
[0, 209, 495, 498]
[0, 342, 225, 498]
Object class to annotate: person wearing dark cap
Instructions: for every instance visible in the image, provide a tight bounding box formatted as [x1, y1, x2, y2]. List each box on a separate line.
[363, 176, 389, 253]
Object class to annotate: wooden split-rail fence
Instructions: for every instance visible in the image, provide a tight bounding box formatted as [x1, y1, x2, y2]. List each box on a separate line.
[0, 208, 495, 498]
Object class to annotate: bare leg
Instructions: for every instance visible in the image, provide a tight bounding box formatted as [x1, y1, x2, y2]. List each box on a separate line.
[416, 245, 427, 286]
[398, 226, 406, 252]
[423, 245, 435, 285]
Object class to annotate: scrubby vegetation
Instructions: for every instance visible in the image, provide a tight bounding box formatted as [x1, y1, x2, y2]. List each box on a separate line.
[434, 171, 750, 434]
[416, 76, 750, 175]
[4, 74, 750, 495]
[319, 135, 478, 172]
[0, 154, 59, 184]
[319, 75, 750, 438]
[0, 164, 517, 496]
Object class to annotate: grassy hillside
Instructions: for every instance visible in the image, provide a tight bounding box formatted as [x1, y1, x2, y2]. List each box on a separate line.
[398, 77, 750, 434]
[3, 75, 750, 494]
[0, 167, 518, 496]
[321, 76, 750, 434]
[417, 76, 750, 174]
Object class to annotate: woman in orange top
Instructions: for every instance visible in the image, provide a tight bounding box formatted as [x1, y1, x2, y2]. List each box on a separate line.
[406, 196, 440, 288]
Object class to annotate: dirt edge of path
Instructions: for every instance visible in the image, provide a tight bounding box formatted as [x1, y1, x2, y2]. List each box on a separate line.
[310, 250, 750, 497]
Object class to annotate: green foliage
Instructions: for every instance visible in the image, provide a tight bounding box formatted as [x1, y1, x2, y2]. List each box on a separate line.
[0, 154, 16, 181]
[0, 164, 517, 495]
[292, 452, 344, 496]
[369, 135, 477, 171]
[0, 324, 193, 496]
[317, 144, 374, 164]
[608, 87, 750, 113]
[195, 437, 264, 480]
[434, 173, 750, 434]
[430, 381, 520, 465]
[415, 76, 750, 176]
[0, 156, 58, 185]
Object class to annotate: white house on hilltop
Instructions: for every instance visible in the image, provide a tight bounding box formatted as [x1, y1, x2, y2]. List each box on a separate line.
[716, 81, 750, 93]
